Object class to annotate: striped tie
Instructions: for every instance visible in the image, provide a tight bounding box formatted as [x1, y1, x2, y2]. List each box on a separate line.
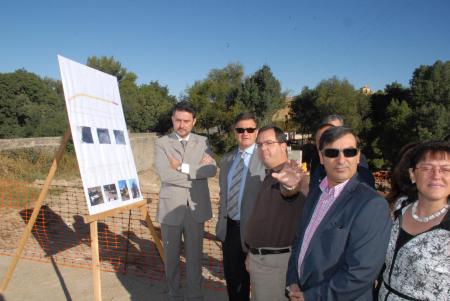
[227, 153, 245, 220]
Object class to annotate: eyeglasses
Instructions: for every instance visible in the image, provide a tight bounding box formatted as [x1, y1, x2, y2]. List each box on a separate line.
[415, 165, 450, 176]
[235, 127, 256, 134]
[322, 148, 359, 158]
[256, 140, 282, 147]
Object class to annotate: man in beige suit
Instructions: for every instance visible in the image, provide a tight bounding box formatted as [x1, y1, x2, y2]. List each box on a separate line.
[154, 101, 217, 301]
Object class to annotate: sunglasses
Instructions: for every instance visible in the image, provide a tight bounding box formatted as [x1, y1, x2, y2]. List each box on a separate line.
[235, 127, 256, 134]
[322, 148, 358, 158]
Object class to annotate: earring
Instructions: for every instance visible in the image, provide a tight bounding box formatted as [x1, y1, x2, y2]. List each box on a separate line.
[411, 178, 415, 184]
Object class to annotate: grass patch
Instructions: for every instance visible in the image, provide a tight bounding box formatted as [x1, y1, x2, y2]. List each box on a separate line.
[0, 148, 80, 182]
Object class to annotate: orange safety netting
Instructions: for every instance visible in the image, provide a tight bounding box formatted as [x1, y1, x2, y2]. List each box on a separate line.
[0, 179, 225, 291]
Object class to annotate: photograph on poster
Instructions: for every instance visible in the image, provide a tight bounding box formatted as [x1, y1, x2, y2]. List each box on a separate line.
[118, 180, 130, 201]
[80, 126, 94, 143]
[103, 184, 119, 202]
[88, 186, 104, 206]
[128, 179, 141, 199]
[97, 128, 111, 144]
[113, 130, 126, 145]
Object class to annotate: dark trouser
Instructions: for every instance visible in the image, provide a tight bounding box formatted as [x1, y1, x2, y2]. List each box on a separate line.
[222, 218, 250, 301]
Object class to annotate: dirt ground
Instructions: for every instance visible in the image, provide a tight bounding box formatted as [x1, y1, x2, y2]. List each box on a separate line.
[0, 256, 227, 301]
[0, 167, 225, 301]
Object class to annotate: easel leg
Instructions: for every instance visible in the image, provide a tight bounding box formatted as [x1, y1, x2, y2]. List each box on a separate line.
[90, 221, 102, 301]
[0, 128, 71, 293]
[140, 205, 165, 262]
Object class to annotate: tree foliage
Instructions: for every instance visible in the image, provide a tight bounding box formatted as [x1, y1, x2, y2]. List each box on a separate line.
[2, 57, 448, 166]
[290, 77, 370, 137]
[237, 65, 285, 124]
[0, 69, 66, 138]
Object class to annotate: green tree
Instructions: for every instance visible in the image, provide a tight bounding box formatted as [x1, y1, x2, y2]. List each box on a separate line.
[237, 65, 284, 124]
[187, 63, 244, 135]
[0, 69, 66, 138]
[86, 56, 128, 82]
[409, 60, 450, 141]
[378, 99, 414, 166]
[365, 82, 411, 168]
[290, 77, 371, 136]
[135, 81, 176, 133]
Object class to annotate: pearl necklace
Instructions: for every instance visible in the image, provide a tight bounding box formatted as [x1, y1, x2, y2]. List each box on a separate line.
[411, 201, 450, 223]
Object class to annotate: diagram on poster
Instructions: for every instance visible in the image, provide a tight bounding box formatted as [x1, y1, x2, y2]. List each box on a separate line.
[58, 55, 143, 215]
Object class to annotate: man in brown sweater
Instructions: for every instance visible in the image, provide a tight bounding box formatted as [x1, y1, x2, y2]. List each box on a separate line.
[245, 125, 307, 301]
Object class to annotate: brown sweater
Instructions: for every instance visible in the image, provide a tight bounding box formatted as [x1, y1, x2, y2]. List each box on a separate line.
[245, 163, 305, 249]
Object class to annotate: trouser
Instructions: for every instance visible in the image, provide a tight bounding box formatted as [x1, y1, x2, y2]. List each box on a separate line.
[222, 218, 250, 301]
[248, 250, 291, 301]
[161, 208, 204, 301]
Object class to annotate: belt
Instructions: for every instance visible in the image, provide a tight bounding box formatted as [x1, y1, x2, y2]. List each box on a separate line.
[227, 217, 240, 225]
[249, 247, 291, 255]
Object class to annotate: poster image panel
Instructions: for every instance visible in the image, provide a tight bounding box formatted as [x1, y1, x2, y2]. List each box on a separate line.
[113, 130, 126, 145]
[118, 180, 130, 201]
[97, 128, 111, 144]
[103, 184, 119, 202]
[88, 186, 104, 206]
[128, 179, 141, 199]
[80, 126, 94, 144]
[58, 55, 143, 215]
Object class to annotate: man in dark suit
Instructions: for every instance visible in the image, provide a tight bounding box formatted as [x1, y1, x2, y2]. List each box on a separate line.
[216, 112, 266, 301]
[286, 126, 391, 300]
[309, 123, 375, 194]
[154, 101, 217, 301]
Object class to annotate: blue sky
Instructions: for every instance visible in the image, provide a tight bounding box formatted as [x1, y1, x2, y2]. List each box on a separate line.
[1, 0, 449, 97]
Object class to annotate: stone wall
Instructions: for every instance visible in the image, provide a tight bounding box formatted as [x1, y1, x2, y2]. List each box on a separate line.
[0, 133, 158, 172]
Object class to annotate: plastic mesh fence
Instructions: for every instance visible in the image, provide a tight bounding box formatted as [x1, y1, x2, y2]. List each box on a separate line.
[0, 179, 225, 291]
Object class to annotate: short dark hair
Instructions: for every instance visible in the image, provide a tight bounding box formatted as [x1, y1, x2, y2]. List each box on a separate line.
[319, 126, 359, 150]
[314, 123, 335, 142]
[172, 101, 196, 118]
[322, 114, 344, 125]
[234, 112, 258, 127]
[409, 141, 450, 170]
[388, 141, 450, 204]
[257, 125, 287, 144]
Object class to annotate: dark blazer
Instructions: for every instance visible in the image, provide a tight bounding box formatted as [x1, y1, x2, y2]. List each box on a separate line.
[215, 147, 266, 251]
[286, 174, 391, 301]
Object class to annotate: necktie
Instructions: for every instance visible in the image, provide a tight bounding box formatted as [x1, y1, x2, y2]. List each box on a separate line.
[180, 140, 187, 149]
[227, 152, 245, 220]
[180, 140, 187, 160]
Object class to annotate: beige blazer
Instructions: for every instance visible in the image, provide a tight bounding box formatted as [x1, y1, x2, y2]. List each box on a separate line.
[154, 132, 217, 225]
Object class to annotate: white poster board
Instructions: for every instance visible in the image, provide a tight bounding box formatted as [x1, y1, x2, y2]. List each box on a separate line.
[58, 55, 143, 215]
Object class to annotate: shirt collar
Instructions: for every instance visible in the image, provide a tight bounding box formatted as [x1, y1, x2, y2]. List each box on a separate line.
[320, 177, 350, 197]
[238, 143, 256, 157]
[175, 133, 190, 142]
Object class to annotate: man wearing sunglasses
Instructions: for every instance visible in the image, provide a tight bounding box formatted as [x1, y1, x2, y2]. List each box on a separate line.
[309, 122, 375, 195]
[216, 112, 266, 301]
[286, 126, 391, 301]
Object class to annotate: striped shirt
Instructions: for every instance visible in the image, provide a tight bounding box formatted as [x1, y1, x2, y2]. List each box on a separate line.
[297, 177, 350, 277]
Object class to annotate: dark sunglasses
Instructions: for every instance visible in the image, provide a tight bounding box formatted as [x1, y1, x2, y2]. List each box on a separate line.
[235, 127, 256, 134]
[322, 148, 359, 158]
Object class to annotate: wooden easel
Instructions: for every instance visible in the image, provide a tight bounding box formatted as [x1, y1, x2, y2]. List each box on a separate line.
[0, 128, 164, 300]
